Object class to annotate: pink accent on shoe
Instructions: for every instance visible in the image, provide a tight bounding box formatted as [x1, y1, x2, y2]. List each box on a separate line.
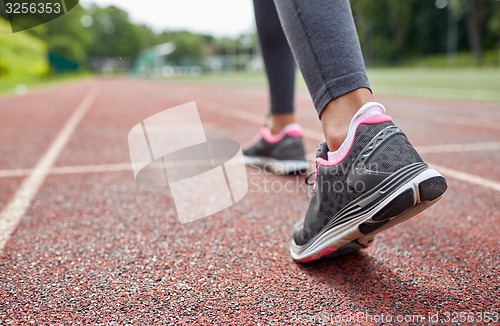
[316, 113, 392, 167]
[260, 127, 278, 143]
[285, 128, 302, 137]
[315, 156, 334, 167]
[300, 255, 320, 263]
[361, 114, 392, 124]
[261, 124, 302, 144]
[318, 247, 337, 256]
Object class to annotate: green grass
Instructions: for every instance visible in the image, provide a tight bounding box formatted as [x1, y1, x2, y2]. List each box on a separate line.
[367, 67, 500, 102]
[404, 50, 500, 68]
[164, 67, 500, 102]
[0, 72, 93, 96]
[0, 19, 92, 95]
[0, 19, 48, 78]
[0, 17, 52, 95]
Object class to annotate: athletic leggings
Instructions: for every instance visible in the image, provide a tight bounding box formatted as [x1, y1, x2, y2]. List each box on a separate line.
[253, 0, 371, 117]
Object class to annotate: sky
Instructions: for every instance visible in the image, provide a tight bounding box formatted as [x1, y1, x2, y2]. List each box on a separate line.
[79, 0, 256, 37]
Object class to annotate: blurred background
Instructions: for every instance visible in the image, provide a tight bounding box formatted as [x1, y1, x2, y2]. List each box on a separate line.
[0, 0, 499, 101]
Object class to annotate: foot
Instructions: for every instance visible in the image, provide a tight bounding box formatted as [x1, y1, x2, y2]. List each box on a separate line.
[242, 123, 309, 175]
[290, 103, 447, 262]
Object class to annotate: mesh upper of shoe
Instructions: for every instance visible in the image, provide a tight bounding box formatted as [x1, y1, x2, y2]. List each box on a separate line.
[294, 121, 422, 245]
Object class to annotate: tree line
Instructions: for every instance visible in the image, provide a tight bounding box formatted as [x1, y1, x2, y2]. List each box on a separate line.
[352, 0, 500, 65]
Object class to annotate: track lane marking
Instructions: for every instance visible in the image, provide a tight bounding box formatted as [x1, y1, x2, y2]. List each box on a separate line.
[0, 84, 101, 251]
[373, 85, 500, 103]
[427, 163, 500, 193]
[394, 108, 500, 130]
[1, 159, 499, 195]
[416, 142, 500, 154]
[0, 140, 498, 178]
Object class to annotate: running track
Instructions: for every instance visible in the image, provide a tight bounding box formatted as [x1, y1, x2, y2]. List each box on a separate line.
[0, 78, 499, 325]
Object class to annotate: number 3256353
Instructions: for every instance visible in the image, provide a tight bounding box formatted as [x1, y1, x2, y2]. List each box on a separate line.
[5, 2, 62, 14]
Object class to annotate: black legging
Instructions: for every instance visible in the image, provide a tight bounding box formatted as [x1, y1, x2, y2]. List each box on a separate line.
[253, 0, 296, 115]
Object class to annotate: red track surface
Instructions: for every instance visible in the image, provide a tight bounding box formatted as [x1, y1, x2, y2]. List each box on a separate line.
[1, 78, 499, 325]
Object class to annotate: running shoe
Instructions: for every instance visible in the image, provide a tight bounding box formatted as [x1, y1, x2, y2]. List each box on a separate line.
[243, 123, 309, 175]
[290, 102, 447, 262]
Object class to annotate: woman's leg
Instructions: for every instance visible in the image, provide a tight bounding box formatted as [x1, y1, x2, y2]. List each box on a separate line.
[253, 0, 296, 135]
[241, 0, 308, 175]
[271, 0, 447, 263]
[273, 0, 373, 149]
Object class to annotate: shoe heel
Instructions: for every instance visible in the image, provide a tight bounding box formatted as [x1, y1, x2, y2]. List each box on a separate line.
[419, 176, 447, 202]
[372, 188, 415, 221]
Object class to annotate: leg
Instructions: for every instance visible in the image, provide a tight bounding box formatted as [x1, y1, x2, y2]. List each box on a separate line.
[321, 88, 373, 150]
[273, 0, 372, 149]
[253, 0, 296, 134]
[271, 0, 447, 262]
[242, 0, 308, 175]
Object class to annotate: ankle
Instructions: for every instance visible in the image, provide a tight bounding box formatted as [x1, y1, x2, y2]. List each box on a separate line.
[325, 129, 350, 151]
[320, 88, 373, 151]
[268, 114, 295, 135]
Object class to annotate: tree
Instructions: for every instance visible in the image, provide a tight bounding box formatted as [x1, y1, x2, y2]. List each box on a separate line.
[352, 0, 414, 64]
[487, 3, 500, 49]
[154, 31, 211, 65]
[449, 0, 496, 64]
[41, 5, 91, 65]
[86, 5, 153, 61]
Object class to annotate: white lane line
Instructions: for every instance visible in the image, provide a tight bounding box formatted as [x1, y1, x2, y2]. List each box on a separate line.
[4, 160, 500, 194]
[199, 98, 500, 153]
[373, 85, 500, 102]
[1, 142, 495, 179]
[0, 168, 33, 178]
[428, 163, 500, 193]
[0, 84, 101, 251]
[199, 99, 264, 124]
[416, 142, 500, 154]
[50, 163, 131, 175]
[394, 108, 500, 130]
[0, 159, 247, 178]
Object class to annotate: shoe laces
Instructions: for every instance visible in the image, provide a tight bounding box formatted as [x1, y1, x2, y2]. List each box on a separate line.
[305, 170, 316, 186]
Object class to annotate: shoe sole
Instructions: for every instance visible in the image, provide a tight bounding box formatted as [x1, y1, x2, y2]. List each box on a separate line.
[290, 167, 447, 262]
[243, 155, 309, 175]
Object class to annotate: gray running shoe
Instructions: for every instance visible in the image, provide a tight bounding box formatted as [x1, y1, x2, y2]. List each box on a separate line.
[243, 123, 309, 175]
[291, 104, 447, 262]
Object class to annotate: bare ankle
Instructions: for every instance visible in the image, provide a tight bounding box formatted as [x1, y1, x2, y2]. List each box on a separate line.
[268, 114, 295, 135]
[320, 88, 373, 151]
